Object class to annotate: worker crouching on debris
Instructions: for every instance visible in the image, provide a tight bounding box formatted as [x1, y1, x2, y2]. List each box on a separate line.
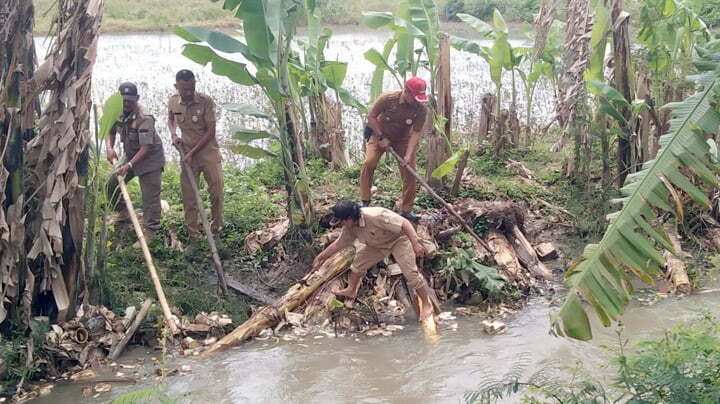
[312, 200, 434, 321]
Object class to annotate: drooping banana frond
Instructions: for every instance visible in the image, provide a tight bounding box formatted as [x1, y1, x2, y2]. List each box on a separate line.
[552, 70, 720, 340]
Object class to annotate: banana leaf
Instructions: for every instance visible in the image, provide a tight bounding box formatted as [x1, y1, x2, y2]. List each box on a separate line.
[552, 71, 720, 341]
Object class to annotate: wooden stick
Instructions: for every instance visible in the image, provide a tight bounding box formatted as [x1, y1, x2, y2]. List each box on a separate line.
[113, 163, 178, 334]
[175, 145, 228, 295]
[108, 299, 153, 361]
[387, 147, 495, 254]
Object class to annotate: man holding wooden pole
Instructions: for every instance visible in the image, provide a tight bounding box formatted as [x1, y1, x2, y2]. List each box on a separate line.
[167, 70, 224, 249]
[361, 77, 429, 222]
[106, 82, 166, 239]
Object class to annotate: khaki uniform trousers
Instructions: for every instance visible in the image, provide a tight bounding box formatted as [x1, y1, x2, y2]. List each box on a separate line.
[181, 159, 224, 239]
[350, 236, 425, 291]
[359, 135, 417, 212]
[108, 168, 163, 231]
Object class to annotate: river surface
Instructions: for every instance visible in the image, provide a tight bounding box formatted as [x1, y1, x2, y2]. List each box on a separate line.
[34, 31, 555, 167]
[36, 287, 720, 403]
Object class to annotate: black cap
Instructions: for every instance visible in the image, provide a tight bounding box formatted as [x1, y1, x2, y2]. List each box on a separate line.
[176, 69, 196, 82]
[118, 82, 139, 100]
[330, 200, 361, 224]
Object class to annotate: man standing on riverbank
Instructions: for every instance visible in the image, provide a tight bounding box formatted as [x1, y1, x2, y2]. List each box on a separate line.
[107, 82, 166, 239]
[312, 200, 434, 321]
[361, 77, 429, 222]
[168, 70, 224, 244]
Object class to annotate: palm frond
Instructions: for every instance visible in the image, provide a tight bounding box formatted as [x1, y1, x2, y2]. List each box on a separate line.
[552, 70, 720, 340]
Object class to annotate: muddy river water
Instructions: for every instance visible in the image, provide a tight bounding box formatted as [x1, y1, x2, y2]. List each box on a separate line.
[36, 288, 720, 403]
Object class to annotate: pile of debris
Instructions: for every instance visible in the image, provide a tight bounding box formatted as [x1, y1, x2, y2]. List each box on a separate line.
[200, 198, 564, 357]
[44, 302, 234, 367]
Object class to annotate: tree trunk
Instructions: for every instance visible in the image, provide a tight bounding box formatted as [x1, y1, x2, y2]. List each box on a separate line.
[425, 34, 452, 189]
[23, 0, 103, 323]
[450, 150, 470, 197]
[611, 0, 633, 186]
[551, 0, 591, 153]
[200, 247, 355, 357]
[478, 93, 496, 147]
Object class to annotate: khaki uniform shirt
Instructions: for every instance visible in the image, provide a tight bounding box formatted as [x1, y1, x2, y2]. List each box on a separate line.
[335, 207, 406, 250]
[111, 107, 165, 175]
[168, 92, 221, 167]
[369, 90, 428, 141]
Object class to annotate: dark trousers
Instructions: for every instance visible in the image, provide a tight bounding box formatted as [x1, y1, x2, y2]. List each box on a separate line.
[107, 168, 163, 231]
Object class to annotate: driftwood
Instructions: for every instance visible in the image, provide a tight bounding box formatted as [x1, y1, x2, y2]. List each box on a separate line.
[108, 299, 152, 361]
[508, 225, 553, 280]
[663, 224, 691, 294]
[200, 247, 355, 357]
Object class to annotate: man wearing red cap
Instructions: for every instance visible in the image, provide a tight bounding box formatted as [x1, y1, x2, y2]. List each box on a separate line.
[361, 77, 429, 221]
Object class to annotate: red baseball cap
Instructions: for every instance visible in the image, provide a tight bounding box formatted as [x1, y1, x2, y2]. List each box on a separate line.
[405, 77, 429, 103]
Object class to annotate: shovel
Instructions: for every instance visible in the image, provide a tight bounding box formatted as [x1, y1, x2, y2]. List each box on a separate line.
[175, 144, 228, 295]
[111, 159, 179, 334]
[386, 146, 495, 254]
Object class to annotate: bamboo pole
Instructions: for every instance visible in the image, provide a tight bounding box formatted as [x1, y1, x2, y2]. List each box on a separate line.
[175, 145, 228, 295]
[387, 147, 494, 254]
[112, 162, 178, 334]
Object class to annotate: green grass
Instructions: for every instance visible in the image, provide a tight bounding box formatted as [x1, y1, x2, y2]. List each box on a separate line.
[100, 161, 284, 323]
[32, 0, 428, 33]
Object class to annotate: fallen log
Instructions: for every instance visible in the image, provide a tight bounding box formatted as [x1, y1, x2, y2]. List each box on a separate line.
[302, 277, 343, 326]
[108, 299, 152, 361]
[663, 224, 691, 294]
[199, 247, 355, 358]
[487, 230, 525, 281]
[508, 225, 553, 280]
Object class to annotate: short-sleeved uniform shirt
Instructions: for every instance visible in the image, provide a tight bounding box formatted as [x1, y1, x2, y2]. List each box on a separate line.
[369, 90, 428, 141]
[335, 207, 407, 250]
[111, 107, 165, 175]
[168, 92, 221, 166]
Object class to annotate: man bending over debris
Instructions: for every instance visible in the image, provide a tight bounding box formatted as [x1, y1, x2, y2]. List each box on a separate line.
[312, 200, 434, 321]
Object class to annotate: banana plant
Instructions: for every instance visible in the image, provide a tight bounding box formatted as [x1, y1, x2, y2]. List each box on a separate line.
[552, 61, 720, 340]
[453, 10, 515, 117]
[362, 0, 440, 101]
[637, 0, 710, 78]
[176, 0, 316, 227]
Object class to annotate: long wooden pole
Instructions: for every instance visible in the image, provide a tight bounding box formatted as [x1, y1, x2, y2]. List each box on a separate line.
[175, 145, 228, 295]
[387, 147, 494, 253]
[113, 162, 178, 334]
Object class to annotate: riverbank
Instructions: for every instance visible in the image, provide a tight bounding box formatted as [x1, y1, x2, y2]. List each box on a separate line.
[32, 0, 417, 34]
[32, 0, 530, 39]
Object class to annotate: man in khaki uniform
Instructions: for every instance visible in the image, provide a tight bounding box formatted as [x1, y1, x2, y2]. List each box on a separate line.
[361, 77, 429, 221]
[167, 70, 223, 242]
[106, 82, 166, 237]
[312, 200, 434, 321]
